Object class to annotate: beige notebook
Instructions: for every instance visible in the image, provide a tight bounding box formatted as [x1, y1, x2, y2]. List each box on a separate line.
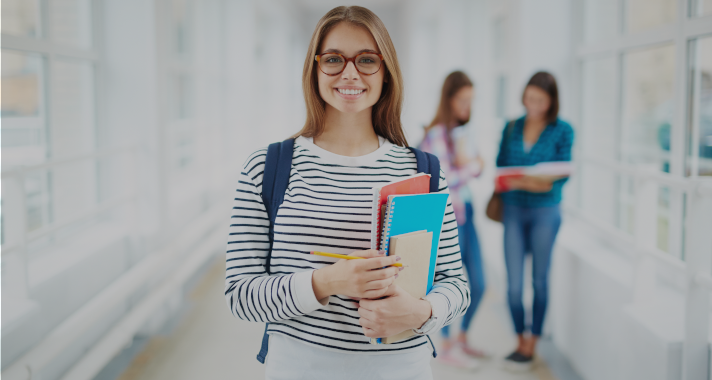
[370, 230, 432, 344]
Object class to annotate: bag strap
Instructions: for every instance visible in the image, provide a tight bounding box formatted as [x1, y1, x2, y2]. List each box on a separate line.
[261, 138, 295, 274]
[257, 138, 294, 364]
[408, 147, 440, 192]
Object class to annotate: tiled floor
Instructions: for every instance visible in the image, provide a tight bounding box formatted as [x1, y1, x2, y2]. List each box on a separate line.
[116, 257, 558, 380]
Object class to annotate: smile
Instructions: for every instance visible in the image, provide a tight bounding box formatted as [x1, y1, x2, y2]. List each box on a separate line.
[337, 88, 365, 95]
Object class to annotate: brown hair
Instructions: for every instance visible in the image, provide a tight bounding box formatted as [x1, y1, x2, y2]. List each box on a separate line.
[292, 6, 407, 147]
[523, 71, 559, 123]
[425, 71, 473, 134]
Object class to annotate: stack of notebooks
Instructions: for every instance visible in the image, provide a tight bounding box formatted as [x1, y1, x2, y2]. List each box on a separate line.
[368, 174, 449, 344]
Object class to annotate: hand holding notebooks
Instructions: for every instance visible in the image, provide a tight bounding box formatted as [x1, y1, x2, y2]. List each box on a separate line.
[377, 230, 432, 344]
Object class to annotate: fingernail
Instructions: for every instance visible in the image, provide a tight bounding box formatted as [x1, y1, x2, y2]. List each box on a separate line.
[395, 256, 401, 261]
[378, 250, 386, 256]
[398, 266, 404, 271]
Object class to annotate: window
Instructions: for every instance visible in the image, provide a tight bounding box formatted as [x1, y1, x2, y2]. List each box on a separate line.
[574, 0, 712, 260]
[688, 35, 712, 176]
[0, 0, 124, 294]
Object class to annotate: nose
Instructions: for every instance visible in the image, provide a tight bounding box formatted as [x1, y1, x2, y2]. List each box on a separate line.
[341, 61, 359, 80]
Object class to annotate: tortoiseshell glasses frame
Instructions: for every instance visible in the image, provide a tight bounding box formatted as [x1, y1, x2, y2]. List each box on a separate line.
[314, 52, 385, 76]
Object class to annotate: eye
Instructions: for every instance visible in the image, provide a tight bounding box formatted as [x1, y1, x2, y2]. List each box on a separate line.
[325, 56, 343, 63]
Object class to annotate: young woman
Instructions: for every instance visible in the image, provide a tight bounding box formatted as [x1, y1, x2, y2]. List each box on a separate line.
[496, 72, 573, 370]
[225, 6, 469, 379]
[419, 71, 487, 369]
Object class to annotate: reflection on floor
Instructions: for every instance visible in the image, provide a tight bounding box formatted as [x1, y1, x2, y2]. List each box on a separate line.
[115, 257, 559, 380]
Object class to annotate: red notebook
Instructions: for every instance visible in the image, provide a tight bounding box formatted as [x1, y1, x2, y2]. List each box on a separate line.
[370, 173, 431, 249]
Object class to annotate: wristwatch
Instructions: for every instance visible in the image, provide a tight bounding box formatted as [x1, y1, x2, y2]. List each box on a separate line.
[412, 298, 438, 335]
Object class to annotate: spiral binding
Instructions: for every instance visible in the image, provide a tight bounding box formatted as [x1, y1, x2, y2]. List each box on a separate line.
[380, 197, 396, 251]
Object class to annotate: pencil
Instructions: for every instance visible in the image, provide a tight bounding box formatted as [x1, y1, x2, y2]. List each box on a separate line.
[310, 251, 404, 267]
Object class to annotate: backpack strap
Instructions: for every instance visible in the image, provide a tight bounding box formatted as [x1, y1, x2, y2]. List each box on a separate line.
[408, 147, 440, 192]
[257, 138, 294, 364]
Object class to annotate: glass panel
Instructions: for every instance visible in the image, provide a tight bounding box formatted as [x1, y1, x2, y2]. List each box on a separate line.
[581, 163, 619, 227]
[626, 0, 676, 33]
[581, 57, 618, 158]
[2, 0, 40, 37]
[583, 0, 619, 43]
[1, 50, 46, 167]
[2, 50, 42, 118]
[172, 74, 193, 120]
[50, 59, 95, 158]
[688, 36, 712, 176]
[25, 171, 52, 232]
[172, 0, 191, 59]
[621, 44, 675, 171]
[47, 0, 92, 48]
[691, 0, 712, 17]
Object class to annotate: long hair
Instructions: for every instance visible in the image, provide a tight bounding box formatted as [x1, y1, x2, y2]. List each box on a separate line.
[425, 71, 474, 132]
[523, 71, 559, 123]
[292, 6, 407, 147]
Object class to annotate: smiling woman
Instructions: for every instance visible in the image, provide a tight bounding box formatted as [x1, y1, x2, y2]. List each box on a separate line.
[224, 6, 469, 380]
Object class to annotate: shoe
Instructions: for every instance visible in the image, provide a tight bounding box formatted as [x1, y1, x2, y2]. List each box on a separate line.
[437, 346, 482, 370]
[503, 351, 533, 372]
[459, 343, 491, 359]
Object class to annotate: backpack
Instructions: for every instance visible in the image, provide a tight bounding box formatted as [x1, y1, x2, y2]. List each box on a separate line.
[256, 138, 441, 364]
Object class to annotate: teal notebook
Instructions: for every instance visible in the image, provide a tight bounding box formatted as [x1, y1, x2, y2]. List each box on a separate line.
[380, 193, 449, 293]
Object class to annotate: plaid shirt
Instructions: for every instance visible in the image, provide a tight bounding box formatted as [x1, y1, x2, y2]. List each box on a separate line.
[496, 116, 574, 207]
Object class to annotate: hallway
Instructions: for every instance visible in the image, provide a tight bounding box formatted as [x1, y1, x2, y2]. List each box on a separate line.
[113, 257, 560, 380]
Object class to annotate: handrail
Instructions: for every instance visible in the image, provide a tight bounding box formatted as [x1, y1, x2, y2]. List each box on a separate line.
[59, 228, 224, 380]
[1, 195, 137, 257]
[578, 156, 700, 192]
[1, 206, 225, 380]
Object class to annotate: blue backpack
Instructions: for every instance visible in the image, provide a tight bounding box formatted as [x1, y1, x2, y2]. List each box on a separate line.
[256, 138, 440, 363]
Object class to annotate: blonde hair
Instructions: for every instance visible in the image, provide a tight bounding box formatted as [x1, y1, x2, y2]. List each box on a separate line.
[292, 6, 408, 147]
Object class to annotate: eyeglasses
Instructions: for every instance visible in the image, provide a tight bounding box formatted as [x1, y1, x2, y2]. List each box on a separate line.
[315, 52, 384, 76]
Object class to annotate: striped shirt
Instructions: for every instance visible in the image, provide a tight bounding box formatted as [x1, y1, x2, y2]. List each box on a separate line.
[225, 136, 470, 355]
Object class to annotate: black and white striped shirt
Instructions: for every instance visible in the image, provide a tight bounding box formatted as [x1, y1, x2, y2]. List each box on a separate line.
[225, 136, 470, 354]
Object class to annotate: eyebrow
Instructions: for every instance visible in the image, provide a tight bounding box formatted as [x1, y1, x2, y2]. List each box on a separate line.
[320, 48, 380, 55]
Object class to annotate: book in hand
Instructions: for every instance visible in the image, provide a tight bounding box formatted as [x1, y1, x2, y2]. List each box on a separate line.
[379, 193, 449, 293]
[370, 230, 432, 345]
[495, 161, 573, 191]
[370, 173, 431, 249]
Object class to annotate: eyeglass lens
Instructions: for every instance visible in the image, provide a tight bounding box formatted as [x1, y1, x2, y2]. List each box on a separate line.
[319, 54, 382, 75]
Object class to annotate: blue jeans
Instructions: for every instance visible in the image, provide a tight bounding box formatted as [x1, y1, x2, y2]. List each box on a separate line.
[503, 203, 561, 336]
[442, 203, 486, 338]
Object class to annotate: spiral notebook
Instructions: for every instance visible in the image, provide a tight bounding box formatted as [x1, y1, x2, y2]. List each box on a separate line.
[369, 173, 431, 249]
[379, 193, 449, 293]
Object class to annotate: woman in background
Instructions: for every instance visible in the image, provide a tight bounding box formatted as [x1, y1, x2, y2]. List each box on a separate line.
[420, 71, 487, 370]
[496, 71, 573, 371]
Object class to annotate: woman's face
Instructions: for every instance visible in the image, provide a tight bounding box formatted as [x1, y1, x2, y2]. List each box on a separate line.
[450, 86, 474, 123]
[317, 22, 385, 115]
[522, 85, 551, 120]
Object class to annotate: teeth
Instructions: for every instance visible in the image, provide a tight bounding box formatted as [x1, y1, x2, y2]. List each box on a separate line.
[338, 89, 363, 95]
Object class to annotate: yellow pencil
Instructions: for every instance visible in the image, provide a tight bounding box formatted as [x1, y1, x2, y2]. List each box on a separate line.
[310, 251, 404, 267]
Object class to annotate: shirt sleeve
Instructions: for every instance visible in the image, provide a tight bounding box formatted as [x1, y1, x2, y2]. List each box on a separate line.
[224, 149, 327, 323]
[552, 123, 574, 186]
[421, 127, 481, 192]
[496, 121, 510, 167]
[423, 169, 471, 333]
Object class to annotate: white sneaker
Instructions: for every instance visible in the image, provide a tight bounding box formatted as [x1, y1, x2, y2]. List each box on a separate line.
[437, 346, 482, 370]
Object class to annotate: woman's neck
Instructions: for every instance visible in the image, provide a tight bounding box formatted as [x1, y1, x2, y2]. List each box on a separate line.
[315, 105, 380, 157]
